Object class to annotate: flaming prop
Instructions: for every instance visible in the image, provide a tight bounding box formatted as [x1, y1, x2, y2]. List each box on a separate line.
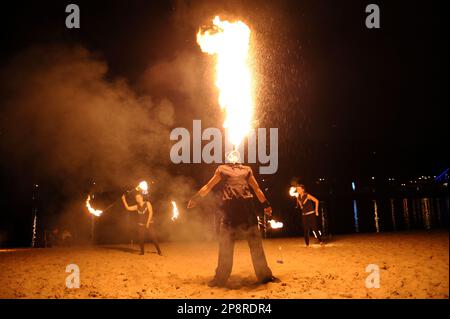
[197, 16, 254, 149]
[171, 201, 179, 221]
[268, 219, 284, 229]
[86, 195, 103, 217]
[289, 186, 299, 198]
[137, 181, 149, 194]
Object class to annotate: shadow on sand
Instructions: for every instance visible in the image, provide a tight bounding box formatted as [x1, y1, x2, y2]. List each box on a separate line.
[226, 276, 265, 290]
[100, 246, 162, 255]
[100, 246, 139, 254]
[194, 275, 271, 290]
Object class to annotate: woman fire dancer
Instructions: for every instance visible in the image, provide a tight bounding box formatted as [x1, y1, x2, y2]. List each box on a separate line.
[121, 193, 162, 256]
[187, 151, 278, 287]
[294, 184, 323, 246]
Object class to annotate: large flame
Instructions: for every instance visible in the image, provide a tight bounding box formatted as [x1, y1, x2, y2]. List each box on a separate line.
[268, 219, 284, 229]
[171, 201, 179, 221]
[86, 195, 103, 217]
[197, 16, 254, 148]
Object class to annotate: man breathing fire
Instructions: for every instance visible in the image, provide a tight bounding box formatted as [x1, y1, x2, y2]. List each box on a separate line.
[187, 151, 278, 287]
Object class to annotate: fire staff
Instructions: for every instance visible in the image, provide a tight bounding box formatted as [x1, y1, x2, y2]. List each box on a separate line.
[188, 152, 278, 287]
[121, 193, 162, 256]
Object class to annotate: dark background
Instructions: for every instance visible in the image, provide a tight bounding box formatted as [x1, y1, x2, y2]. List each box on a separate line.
[0, 0, 448, 247]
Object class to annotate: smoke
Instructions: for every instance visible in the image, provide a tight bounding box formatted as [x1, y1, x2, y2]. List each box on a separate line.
[0, 1, 293, 246]
[0, 43, 222, 245]
[0, 45, 176, 191]
[139, 49, 220, 132]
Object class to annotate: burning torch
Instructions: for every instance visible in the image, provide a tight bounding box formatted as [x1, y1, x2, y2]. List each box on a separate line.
[85, 180, 152, 217]
[171, 201, 180, 221]
[289, 186, 301, 209]
[258, 212, 284, 238]
[86, 195, 103, 217]
[289, 186, 299, 198]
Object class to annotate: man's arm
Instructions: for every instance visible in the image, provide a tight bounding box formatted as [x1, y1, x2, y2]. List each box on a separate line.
[295, 196, 301, 208]
[308, 194, 320, 215]
[248, 173, 272, 217]
[146, 201, 154, 227]
[121, 195, 137, 211]
[187, 169, 222, 208]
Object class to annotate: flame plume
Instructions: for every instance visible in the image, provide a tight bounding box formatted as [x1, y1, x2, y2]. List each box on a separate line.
[197, 16, 254, 149]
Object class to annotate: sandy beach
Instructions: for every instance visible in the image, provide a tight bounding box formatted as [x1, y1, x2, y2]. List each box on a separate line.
[0, 231, 448, 299]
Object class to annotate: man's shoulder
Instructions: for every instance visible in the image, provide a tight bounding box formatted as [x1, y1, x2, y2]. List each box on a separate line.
[240, 164, 253, 173]
[216, 164, 226, 173]
[218, 164, 252, 170]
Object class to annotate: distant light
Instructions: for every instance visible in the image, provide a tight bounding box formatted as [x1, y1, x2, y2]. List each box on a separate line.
[371, 177, 375, 180]
[351, 182, 356, 191]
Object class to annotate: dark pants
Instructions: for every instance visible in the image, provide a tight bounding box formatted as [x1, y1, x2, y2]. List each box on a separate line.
[137, 224, 162, 255]
[214, 223, 273, 283]
[302, 213, 323, 246]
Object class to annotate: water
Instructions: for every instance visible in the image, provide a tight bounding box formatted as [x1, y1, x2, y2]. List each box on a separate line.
[321, 197, 449, 234]
[352, 200, 359, 233]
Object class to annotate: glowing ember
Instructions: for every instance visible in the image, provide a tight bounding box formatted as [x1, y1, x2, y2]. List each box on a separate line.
[289, 186, 299, 198]
[171, 201, 179, 221]
[86, 195, 103, 217]
[268, 219, 283, 229]
[197, 16, 254, 149]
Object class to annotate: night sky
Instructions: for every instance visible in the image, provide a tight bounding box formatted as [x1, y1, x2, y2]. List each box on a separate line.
[0, 0, 448, 246]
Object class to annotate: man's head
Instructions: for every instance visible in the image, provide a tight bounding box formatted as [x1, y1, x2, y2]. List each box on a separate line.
[135, 193, 144, 205]
[226, 150, 241, 164]
[296, 184, 306, 195]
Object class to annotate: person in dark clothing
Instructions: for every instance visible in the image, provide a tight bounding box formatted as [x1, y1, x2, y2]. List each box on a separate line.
[121, 193, 162, 256]
[188, 152, 277, 287]
[294, 184, 323, 246]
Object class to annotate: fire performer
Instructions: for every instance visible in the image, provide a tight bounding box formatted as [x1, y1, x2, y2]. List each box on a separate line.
[121, 193, 162, 256]
[188, 151, 277, 287]
[293, 184, 323, 246]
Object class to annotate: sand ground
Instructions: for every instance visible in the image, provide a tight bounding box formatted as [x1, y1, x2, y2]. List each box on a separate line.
[0, 231, 448, 299]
